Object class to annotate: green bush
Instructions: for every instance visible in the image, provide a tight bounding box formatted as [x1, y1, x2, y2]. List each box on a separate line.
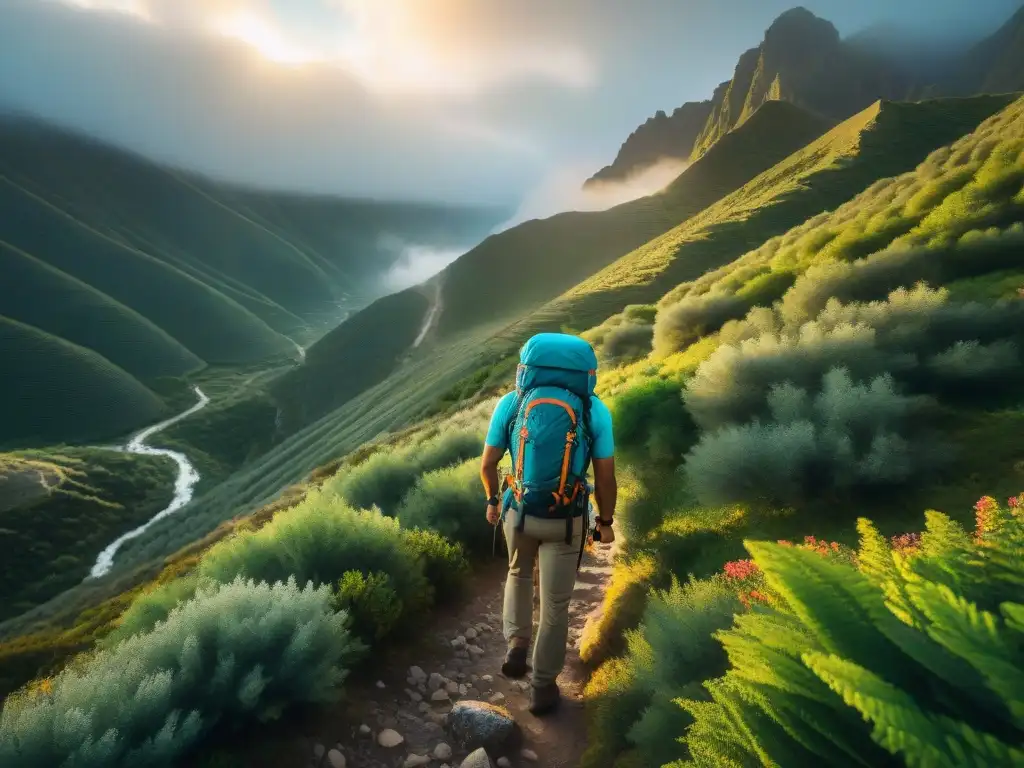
[110, 492, 434, 643]
[653, 292, 749, 357]
[0, 578, 362, 768]
[624, 576, 743, 768]
[610, 377, 697, 466]
[397, 460, 490, 556]
[604, 322, 654, 364]
[402, 527, 471, 602]
[335, 571, 403, 643]
[329, 428, 483, 515]
[675, 499, 1024, 767]
[684, 369, 942, 506]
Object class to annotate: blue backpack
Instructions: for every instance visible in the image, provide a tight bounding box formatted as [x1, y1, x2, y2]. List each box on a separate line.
[504, 333, 597, 542]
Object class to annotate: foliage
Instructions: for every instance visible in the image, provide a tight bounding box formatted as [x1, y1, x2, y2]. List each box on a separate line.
[675, 497, 1024, 767]
[107, 491, 435, 645]
[334, 571, 403, 643]
[0, 448, 176, 622]
[401, 527, 471, 603]
[621, 577, 744, 768]
[653, 292, 749, 358]
[326, 428, 483, 515]
[0, 578, 362, 768]
[396, 460, 491, 556]
[684, 368, 944, 506]
[610, 377, 698, 466]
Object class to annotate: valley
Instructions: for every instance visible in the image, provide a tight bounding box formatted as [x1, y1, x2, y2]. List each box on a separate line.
[1, 3, 1023, 767]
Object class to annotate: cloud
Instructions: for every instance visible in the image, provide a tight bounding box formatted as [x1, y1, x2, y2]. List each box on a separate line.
[377, 235, 466, 292]
[9, 0, 1022, 204]
[498, 158, 689, 230]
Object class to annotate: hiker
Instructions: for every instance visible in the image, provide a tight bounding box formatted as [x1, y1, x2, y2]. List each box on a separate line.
[479, 332, 616, 716]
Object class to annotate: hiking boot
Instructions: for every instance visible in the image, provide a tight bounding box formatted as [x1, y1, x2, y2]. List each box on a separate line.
[529, 682, 561, 716]
[501, 644, 529, 678]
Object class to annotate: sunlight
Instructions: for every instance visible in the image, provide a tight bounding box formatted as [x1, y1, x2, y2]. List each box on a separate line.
[210, 11, 320, 66]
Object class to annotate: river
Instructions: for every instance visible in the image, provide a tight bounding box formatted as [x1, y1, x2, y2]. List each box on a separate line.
[89, 386, 210, 579]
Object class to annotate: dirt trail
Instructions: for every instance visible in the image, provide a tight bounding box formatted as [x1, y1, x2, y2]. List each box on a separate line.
[251, 541, 614, 768]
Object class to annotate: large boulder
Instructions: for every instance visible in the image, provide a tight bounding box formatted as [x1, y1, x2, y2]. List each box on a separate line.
[445, 701, 521, 754]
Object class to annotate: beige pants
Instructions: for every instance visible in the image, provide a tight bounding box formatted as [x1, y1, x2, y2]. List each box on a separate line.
[502, 511, 584, 687]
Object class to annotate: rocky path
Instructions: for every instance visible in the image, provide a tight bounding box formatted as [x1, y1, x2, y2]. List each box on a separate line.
[280, 540, 615, 768]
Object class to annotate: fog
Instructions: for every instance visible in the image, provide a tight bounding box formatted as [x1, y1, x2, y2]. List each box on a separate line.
[499, 158, 690, 230]
[379, 239, 468, 292]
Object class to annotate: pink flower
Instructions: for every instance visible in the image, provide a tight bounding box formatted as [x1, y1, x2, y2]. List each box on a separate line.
[724, 559, 761, 581]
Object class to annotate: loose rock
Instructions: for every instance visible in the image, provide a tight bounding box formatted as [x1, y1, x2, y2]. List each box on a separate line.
[358, 724, 371, 737]
[313, 744, 326, 760]
[447, 700, 521, 753]
[460, 748, 495, 768]
[433, 742, 453, 761]
[376, 681, 386, 689]
[327, 749, 346, 768]
[468, 645, 485, 657]
[481, 675, 494, 683]
[489, 692, 506, 705]
[521, 748, 539, 762]
[402, 755, 430, 768]
[446, 681, 460, 694]
[431, 688, 451, 702]
[406, 689, 423, 702]
[497, 759, 512, 768]
[429, 672, 446, 691]
[377, 729, 404, 748]
[409, 666, 427, 684]
[465, 628, 478, 640]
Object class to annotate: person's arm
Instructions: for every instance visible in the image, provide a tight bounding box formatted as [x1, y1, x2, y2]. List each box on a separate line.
[481, 444, 503, 523]
[592, 457, 617, 523]
[481, 395, 513, 524]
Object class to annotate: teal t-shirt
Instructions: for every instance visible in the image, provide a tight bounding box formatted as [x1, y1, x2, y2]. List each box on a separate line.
[485, 390, 615, 468]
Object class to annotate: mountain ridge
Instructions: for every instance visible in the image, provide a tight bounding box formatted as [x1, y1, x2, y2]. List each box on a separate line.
[587, 4, 1022, 186]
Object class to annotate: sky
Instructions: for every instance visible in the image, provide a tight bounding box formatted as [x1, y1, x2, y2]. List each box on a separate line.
[0, 0, 1019, 206]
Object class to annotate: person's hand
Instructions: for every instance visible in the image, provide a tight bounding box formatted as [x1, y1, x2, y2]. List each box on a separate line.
[486, 503, 501, 526]
[595, 520, 615, 545]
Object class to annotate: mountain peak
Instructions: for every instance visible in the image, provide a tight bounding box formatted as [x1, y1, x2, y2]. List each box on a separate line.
[765, 6, 840, 47]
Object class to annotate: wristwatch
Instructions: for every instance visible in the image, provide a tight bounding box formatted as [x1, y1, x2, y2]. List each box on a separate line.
[487, 495, 499, 507]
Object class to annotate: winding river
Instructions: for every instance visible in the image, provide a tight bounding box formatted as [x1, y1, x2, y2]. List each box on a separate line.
[89, 386, 210, 579]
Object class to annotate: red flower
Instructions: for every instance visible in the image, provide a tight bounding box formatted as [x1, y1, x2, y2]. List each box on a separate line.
[724, 559, 761, 581]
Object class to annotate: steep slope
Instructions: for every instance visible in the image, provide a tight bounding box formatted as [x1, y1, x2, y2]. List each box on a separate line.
[588, 6, 915, 185]
[520, 94, 1016, 340]
[7, 94, 1018, 640]
[0, 316, 166, 446]
[0, 239, 202, 379]
[273, 101, 833, 432]
[585, 101, 713, 188]
[0, 115, 503, 347]
[948, 4, 1024, 95]
[0, 116, 503, 446]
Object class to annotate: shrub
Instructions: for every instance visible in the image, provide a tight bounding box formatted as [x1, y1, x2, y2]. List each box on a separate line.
[653, 292, 748, 357]
[0, 578, 362, 768]
[402, 528, 470, 603]
[684, 369, 941, 506]
[676, 498, 1024, 767]
[623, 576, 743, 768]
[329, 450, 420, 516]
[199, 493, 432, 617]
[396, 460, 490, 556]
[334, 571, 403, 643]
[610, 377, 697, 466]
[329, 428, 483, 515]
[603, 322, 654, 364]
[112, 492, 434, 642]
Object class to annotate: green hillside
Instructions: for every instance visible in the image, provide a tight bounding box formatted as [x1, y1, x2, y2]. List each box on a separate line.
[516, 94, 1017, 340]
[576, 91, 1024, 768]
[272, 100, 834, 432]
[0, 316, 166, 447]
[0, 239, 202, 379]
[0, 449, 175, 622]
[0, 116, 502, 446]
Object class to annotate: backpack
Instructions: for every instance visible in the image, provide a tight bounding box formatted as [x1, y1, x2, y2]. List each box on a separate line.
[504, 333, 597, 540]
